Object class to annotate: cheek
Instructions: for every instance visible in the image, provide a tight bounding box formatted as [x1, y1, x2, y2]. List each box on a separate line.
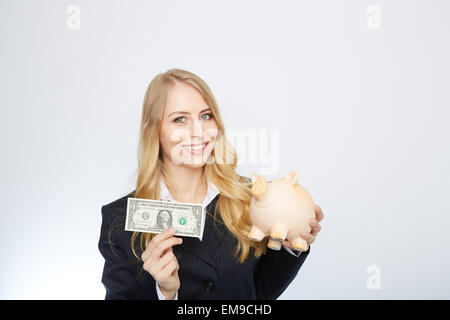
[203, 121, 219, 141]
[159, 125, 191, 163]
[159, 127, 179, 159]
[207, 119, 218, 131]
[159, 127, 171, 152]
[160, 125, 188, 148]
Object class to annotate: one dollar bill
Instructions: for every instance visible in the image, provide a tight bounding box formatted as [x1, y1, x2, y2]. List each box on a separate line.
[125, 197, 206, 239]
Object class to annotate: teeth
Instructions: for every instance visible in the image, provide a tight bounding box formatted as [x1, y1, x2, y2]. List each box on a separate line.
[185, 143, 206, 150]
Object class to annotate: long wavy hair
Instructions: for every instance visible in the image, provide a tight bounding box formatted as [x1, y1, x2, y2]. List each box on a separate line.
[130, 68, 268, 263]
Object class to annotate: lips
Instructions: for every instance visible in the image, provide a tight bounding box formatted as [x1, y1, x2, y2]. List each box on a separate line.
[182, 141, 208, 147]
[182, 141, 209, 153]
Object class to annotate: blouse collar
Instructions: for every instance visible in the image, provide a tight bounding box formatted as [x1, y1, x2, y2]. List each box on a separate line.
[159, 177, 220, 208]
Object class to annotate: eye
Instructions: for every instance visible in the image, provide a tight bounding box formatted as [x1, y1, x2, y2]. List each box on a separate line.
[201, 113, 213, 120]
[173, 116, 185, 123]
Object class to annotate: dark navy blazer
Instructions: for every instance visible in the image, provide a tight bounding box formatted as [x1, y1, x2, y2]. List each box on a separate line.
[98, 190, 311, 300]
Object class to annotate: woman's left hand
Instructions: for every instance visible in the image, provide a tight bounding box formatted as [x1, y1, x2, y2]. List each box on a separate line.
[282, 205, 324, 250]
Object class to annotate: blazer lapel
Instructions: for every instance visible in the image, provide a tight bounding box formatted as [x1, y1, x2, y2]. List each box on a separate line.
[173, 195, 226, 271]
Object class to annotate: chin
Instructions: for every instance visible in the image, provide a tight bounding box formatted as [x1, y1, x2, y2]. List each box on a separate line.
[178, 153, 213, 168]
[182, 163, 206, 169]
[182, 157, 209, 168]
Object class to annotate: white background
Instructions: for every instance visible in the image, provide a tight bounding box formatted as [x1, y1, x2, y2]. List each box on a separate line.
[1, 0, 449, 299]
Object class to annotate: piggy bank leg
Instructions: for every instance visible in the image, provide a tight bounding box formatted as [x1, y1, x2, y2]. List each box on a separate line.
[291, 237, 309, 252]
[248, 225, 266, 242]
[267, 238, 282, 250]
[269, 224, 288, 242]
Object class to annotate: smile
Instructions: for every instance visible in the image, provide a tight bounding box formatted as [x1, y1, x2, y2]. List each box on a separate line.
[182, 141, 209, 154]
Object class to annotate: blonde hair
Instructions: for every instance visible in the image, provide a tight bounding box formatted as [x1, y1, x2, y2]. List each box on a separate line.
[130, 68, 268, 263]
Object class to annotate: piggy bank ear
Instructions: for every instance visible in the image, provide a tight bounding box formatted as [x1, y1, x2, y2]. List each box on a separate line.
[250, 174, 267, 197]
[283, 170, 299, 185]
[251, 173, 264, 185]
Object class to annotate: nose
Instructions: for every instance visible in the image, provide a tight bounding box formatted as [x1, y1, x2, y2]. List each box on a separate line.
[189, 119, 205, 141]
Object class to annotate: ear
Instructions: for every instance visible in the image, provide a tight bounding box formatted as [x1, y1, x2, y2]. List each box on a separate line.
[251, 174, 267, 197]
[283, 170, 299, 185]
[251, 173, 264, 185]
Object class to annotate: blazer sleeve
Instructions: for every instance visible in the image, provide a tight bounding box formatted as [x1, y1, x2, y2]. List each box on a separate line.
[98, 204, 158, 300]
[254, 245, 310, 300]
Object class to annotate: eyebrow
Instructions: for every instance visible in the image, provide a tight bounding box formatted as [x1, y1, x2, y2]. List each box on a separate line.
[168, 108, 211, 118]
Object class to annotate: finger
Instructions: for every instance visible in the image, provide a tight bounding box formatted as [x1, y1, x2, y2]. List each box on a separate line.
[314, 205, 324, 222]
[151, 236, 182, 261]
[163, 245, 173, 255]
[310, 221, 321, 236]
[153, 228, 177, 245]
[300, 232, 315, 245]
[159, 259, 178, 281]
[142, 229, 176, 260]
[171, 264, 179, 276]
[149, 236, 183, 262]
[152, 250, 177, 276]
[144, 234, 178, 262]
[156, 247, 172, 262]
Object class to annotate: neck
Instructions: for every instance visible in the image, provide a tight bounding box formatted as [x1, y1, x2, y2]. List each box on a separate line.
[161, 161, 207, 204]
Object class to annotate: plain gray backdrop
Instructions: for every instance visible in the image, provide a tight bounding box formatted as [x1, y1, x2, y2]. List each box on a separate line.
[1, 0, 449, 299]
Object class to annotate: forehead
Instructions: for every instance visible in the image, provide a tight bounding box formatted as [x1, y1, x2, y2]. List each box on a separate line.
[164, 81, 209, 114]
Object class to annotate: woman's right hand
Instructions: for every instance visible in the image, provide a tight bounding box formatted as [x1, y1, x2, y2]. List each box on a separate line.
[141, 228, 183, 299]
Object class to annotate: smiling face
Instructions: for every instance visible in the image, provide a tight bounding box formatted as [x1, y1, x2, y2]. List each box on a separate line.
[159, 81, 219, 168]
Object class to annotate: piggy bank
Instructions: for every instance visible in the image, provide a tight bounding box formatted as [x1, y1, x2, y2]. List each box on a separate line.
[248, 170, 315, 252]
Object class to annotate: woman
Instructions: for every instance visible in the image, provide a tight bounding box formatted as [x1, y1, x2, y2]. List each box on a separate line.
[98, 68, 324, 300]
